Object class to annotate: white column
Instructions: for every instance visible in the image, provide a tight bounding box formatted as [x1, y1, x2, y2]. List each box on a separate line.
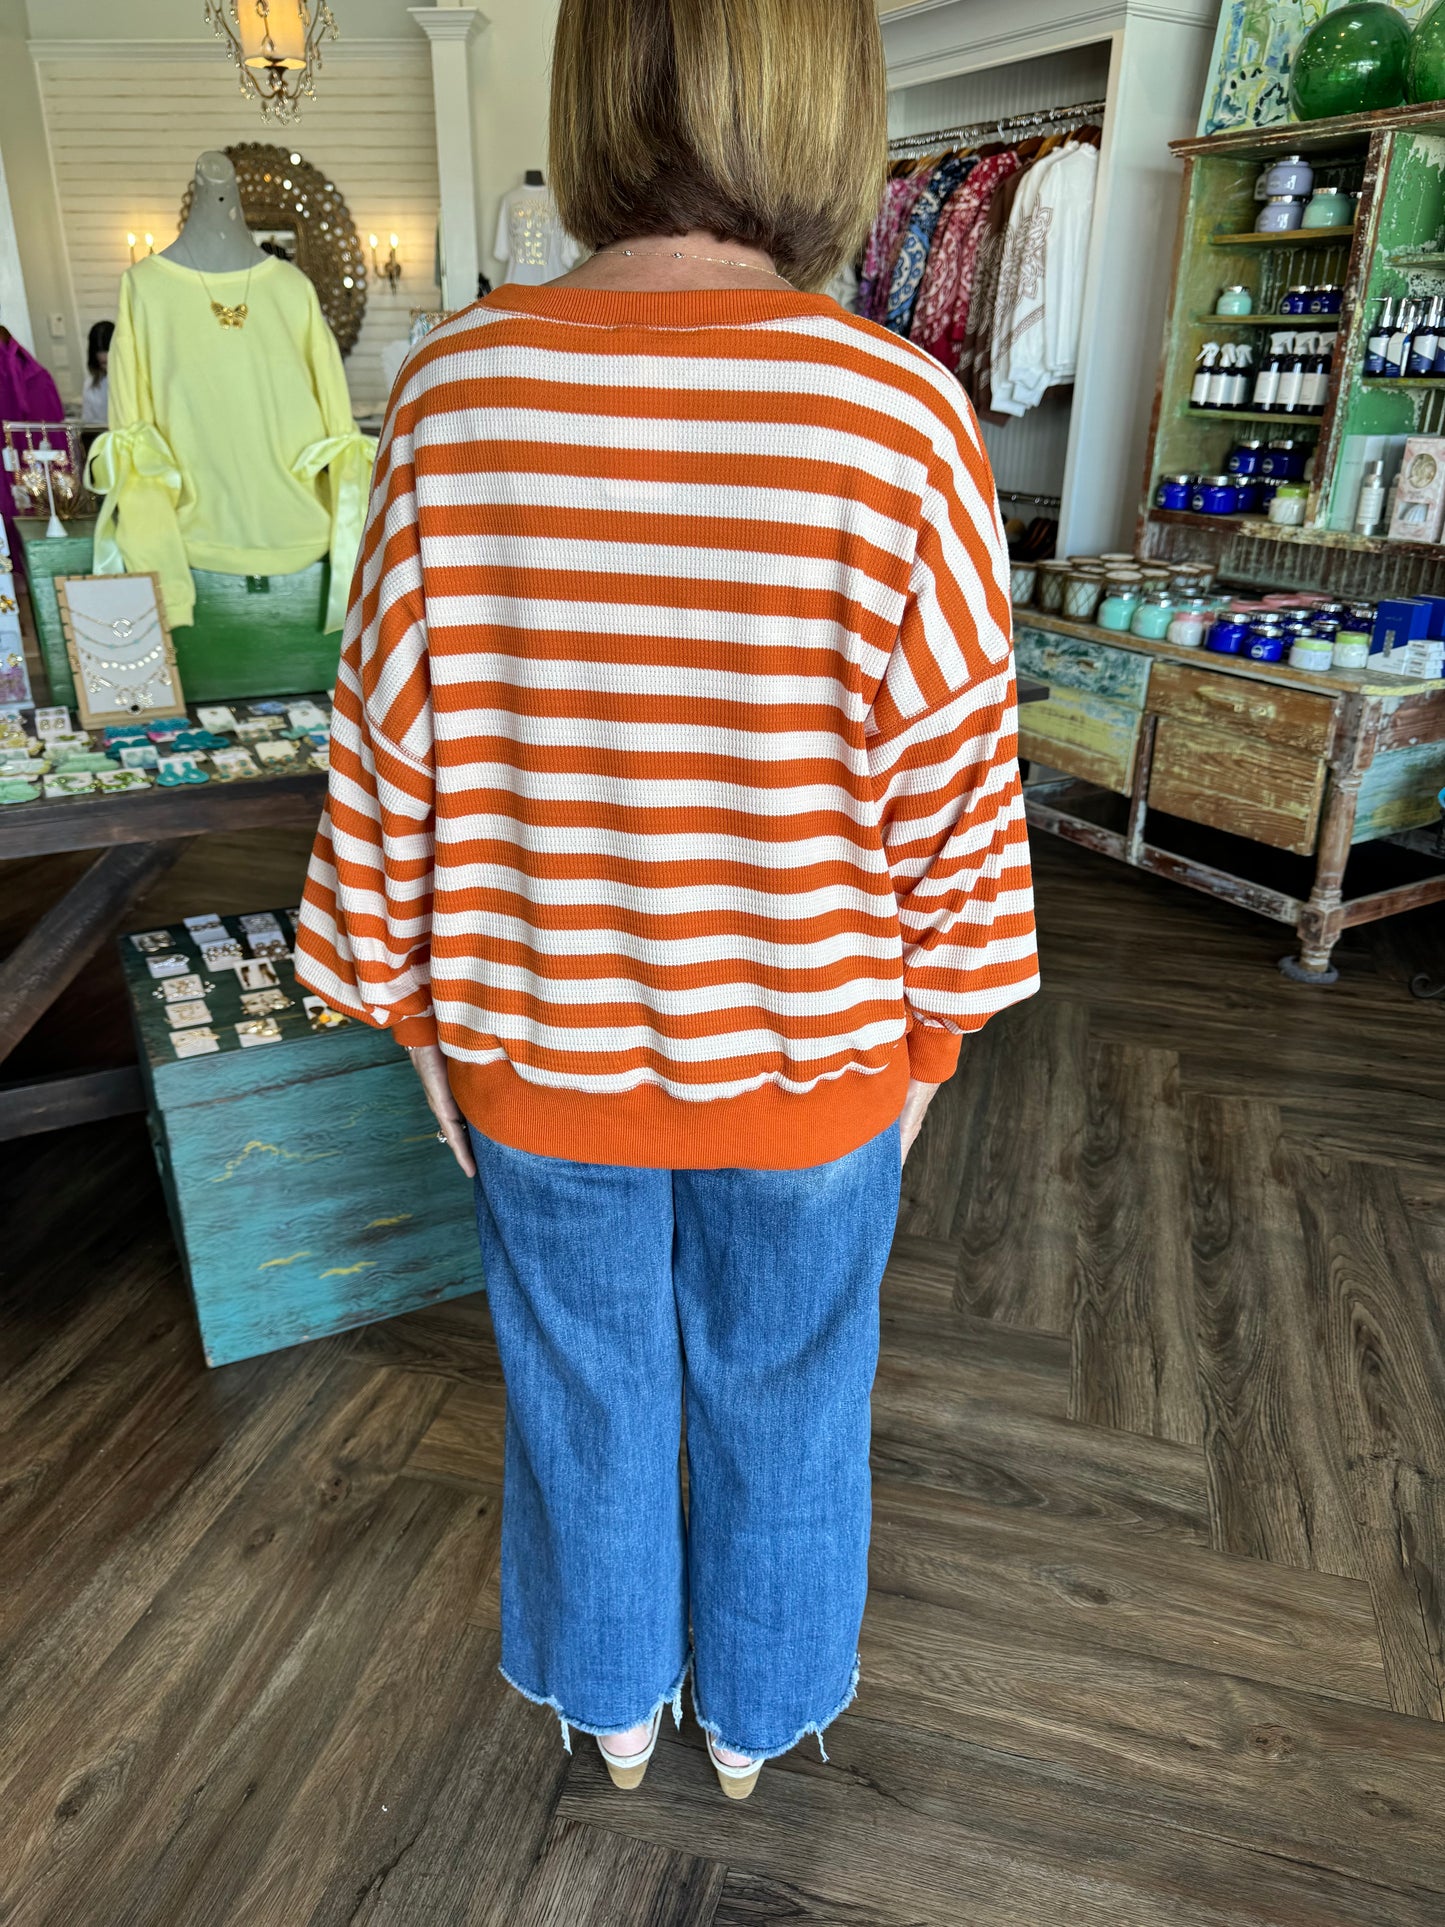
[0, 140, 32, 350]
[409, 5, 489, 312]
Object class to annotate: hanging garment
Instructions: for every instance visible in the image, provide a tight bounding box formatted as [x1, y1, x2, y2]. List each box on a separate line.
[909, 150, 1020, 369]
[1030, 141, 1099, 401]
[882, 152, 973, 335]
[85, 255, 374, 632]
[826, 260, 860, 312]
[959, 163, 1031, 415]
[990, 143, 1097, 416]
[859, 170, 931, 321]
[988, 149, 1064, 418]
[0, 329, 65, 571]
[494, 185, 583, 286]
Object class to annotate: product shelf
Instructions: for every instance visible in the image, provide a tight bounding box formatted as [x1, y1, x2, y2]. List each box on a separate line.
[1181, 406, 1325, 424]
[1190, 312, 1345, 326]
[1147, 507, 1440, 557]
[1207, 226, 1356, 249]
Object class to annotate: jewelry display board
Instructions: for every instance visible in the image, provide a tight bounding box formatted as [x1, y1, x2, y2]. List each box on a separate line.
[54, 573, 186, 728]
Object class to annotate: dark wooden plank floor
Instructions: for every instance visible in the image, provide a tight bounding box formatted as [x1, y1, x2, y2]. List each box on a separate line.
[2, 825, 1445, 1924]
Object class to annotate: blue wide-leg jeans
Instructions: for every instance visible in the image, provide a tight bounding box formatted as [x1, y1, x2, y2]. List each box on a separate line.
[467, 1119, 902, 1762]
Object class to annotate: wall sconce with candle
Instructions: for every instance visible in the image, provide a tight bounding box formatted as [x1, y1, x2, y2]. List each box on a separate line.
[369, 232, 403, 289]
[126, 232, 156, 264]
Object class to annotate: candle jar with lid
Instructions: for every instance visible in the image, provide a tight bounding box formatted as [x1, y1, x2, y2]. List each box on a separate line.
[1167, 599, 1213, 648]
[1035, 560, 1071, 613]
[1155, 473, 1194, 511]
[1190, 474, 1241, 515]
[1206, 616, 1250, 655]
[1062, 566, 1105, 623]
[1227, 438, 1265, 477]
[1265, 154, 1314, 198]
[1302, 187, 1351, 229]
[1261, 438, 1309, 481]
[1257, 195, 1305, 234]
[1216, 285, 1254, 316]
[1269, 481, 1309, 526]
[1130, 590, 1175, 639]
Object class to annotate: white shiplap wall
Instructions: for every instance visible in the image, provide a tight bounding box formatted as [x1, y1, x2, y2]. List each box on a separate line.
[33, 42, 441, 413]
[888, 43, 1113, 513]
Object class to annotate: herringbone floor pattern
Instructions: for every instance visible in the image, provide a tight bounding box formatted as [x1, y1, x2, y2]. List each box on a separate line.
[2, 826, 1443, 1924]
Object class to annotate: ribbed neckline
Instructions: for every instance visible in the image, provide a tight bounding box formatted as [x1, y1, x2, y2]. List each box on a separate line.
[479, 283, 839, 328]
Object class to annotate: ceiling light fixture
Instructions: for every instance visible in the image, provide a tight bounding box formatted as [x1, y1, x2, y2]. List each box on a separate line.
[204, 1, 339, 125]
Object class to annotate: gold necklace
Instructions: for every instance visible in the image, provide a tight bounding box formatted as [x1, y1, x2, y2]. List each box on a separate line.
[608, 244, 791, 286]
[179, 243, 254, 329]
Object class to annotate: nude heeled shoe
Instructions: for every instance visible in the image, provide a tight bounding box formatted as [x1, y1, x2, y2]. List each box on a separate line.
[705, 1731, 763, 1800]
[596, 1704, 664, 1790]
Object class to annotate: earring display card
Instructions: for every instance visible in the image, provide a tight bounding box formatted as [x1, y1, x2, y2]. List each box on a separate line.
[54, 573, 186, 730]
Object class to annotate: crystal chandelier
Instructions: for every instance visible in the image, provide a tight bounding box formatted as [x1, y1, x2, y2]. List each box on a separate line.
[204, 2, 339, 125]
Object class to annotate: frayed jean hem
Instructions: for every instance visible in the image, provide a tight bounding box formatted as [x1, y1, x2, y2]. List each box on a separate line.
[498, 1656, 690, 1755]
[691, 1653, 861, 1764]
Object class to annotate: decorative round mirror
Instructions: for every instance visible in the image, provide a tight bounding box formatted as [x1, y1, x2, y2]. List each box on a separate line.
[178, 142, 367, 356]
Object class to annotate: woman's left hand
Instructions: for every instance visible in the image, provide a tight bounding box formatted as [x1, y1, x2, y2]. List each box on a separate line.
[406, 1043, 478, 1178]
[899, 1077, 942, 1165]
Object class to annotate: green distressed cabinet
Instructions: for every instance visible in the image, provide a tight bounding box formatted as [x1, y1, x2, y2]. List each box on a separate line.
[18, 517, 340, 705]
[121, 911, 483, 1367]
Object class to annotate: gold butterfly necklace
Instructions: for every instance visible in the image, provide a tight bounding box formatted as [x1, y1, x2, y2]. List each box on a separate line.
[178, 242, 254, 330]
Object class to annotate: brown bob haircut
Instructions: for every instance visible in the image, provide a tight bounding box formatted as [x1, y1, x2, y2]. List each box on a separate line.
[549, 0, 889, 292]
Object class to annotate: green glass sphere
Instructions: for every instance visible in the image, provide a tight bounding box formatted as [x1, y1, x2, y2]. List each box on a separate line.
[1290, 2, 1411, 120]
[1406, 0, 1445, 102]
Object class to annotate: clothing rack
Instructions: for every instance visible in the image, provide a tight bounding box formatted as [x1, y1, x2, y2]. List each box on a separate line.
[998, 489, 1062, 510]
[888, 98, 1106, 159]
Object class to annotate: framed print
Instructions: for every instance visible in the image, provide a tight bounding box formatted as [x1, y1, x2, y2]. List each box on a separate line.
[54, 573, 186, 729]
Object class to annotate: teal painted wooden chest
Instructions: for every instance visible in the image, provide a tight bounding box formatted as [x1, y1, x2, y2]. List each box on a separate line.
[18, 517, 340, 706]
[121, 908, 483, 1368]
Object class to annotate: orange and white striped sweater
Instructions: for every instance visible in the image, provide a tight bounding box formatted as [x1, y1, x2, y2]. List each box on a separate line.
[296, 285, 1038, 1170]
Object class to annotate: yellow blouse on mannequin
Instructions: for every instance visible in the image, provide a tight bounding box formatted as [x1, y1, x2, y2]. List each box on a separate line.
[87, 253, 375, 631]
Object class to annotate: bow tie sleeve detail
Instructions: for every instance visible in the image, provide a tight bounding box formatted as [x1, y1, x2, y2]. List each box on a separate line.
[293, 430, 379, 634]
[84, 422, 193, 628]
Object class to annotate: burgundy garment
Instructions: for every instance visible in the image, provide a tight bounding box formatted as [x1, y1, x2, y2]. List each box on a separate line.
[910, 151, 1021, 371]
[0, 330, 66, 573]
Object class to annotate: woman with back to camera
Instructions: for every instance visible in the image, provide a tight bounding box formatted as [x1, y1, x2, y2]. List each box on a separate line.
[296, 0, 1038, 1801]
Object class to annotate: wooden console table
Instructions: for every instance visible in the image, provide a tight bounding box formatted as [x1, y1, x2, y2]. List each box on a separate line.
[0, 770, 326, 1141]
[1013, 611, 1445, 982]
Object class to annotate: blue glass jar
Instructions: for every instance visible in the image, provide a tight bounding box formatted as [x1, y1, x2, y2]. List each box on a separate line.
[1227, 439, 1264, 477]
[1260, 440, 1308, 481]
[1247, 632, 1288, 662]
[1206, 617, 1250, 654]
[1155, 473, 1194, 511]
[1308, 284, 1345, 315]
[1190, 475, 1241, 515]
[1235, 480, 1266, 514]
[1282, 286, 1312, 316]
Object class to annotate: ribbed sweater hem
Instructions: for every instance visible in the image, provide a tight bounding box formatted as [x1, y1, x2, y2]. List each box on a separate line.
[450, 1044, 912, 1171]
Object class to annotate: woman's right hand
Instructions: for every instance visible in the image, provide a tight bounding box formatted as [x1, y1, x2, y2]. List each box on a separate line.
[405, 1044, 478, 1178]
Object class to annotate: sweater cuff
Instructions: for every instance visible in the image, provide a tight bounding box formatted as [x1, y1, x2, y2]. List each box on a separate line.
[392, 1012, 440, 1050]
[906, 1022, 963, 1085]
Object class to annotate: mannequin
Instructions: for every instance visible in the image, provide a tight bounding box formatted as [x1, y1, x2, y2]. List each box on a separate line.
[161, 152, 263, 273]
[87, 147, 374, 633]
[494, 170, 582, 286]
